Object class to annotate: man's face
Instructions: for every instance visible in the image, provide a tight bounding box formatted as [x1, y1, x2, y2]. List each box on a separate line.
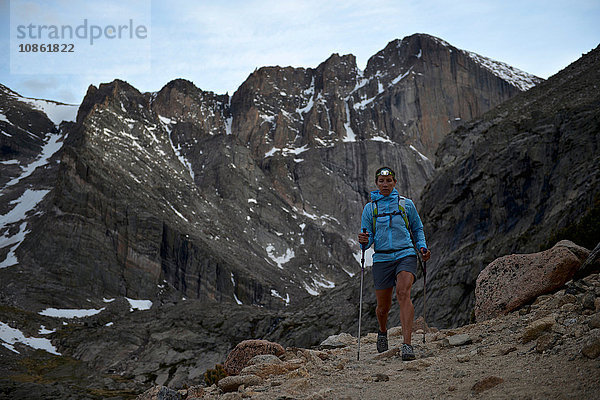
[376, 175, 396, 196]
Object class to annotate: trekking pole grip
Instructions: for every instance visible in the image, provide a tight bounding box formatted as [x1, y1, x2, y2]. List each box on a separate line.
[361, 228, 367, 250]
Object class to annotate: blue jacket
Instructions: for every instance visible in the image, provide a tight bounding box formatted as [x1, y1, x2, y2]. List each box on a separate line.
[360, 189, 427, 263]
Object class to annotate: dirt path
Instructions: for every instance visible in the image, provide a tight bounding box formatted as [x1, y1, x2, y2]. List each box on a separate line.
[149, 274, 600, 400]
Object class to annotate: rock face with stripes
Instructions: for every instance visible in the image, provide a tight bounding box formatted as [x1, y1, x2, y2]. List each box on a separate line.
[0, 34, 544, 390]
[418, 44, 600, 328]
[0, 33, 538, 313]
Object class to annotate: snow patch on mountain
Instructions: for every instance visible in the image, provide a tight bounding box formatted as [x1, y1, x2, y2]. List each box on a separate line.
[342, 101, 356, 142]
[8, 94, 79, 126]
[302, 275, 336, 296]
[0, 322, 60, 355]
[231, 273, 243, 305]
[39, 307, 105, 318]
[159, 115, 195, 179]
[467, 52, 540, 91]
[271, 289, 290, 305]
[0, 189, 50, 268]
[3, 132, 64, 188]
[266, 245, 295, 269]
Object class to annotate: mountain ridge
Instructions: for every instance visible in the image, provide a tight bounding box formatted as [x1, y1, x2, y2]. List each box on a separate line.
[0, 33, 560, 397]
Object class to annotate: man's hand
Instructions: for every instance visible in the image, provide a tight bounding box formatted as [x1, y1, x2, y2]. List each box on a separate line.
[358, 231, 369, 245]
[420, 247, 431, 262]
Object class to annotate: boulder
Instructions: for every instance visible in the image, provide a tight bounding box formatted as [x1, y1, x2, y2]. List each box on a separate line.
[217, 375, 262, 393]
[223, 340, 285, 376]
[319, 333, 356, 349]
[240, 363, 290, 379]
[581, 329, 600, 359]
[475, 241, 589, 321]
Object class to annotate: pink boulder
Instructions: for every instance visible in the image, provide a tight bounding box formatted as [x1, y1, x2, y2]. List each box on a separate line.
[224, 339, 285, 376]
[475, 240, 589, 322]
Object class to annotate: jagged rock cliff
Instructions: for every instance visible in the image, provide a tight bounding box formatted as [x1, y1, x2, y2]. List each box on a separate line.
[1, 33, 537, 313]
[0, 33, 544, 397]
[417, 44, 600, 328]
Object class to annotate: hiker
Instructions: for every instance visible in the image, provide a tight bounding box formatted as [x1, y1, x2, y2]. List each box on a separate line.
[358, 166, 430, 361]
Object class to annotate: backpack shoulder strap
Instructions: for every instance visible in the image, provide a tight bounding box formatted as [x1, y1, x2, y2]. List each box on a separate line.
[397, 196, 410, 230]
[371, 200, 378, 233]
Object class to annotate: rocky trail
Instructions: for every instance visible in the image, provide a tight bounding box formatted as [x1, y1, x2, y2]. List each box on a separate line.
[140, 272, 600, 400]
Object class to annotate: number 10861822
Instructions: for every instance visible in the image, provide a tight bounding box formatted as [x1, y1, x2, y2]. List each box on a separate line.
[18, 43, 75, 52]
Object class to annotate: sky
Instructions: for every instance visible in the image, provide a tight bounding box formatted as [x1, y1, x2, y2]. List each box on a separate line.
[1, 0, 598, 105]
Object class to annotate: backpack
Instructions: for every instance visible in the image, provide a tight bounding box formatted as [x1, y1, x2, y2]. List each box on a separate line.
[370, 196, 413, 254]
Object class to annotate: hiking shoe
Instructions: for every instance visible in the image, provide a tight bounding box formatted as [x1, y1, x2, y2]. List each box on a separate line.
[401, 343, 415, 361]
[376, 331, 388, 353]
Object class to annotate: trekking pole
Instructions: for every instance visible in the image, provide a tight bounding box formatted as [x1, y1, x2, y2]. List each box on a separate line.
[357, 228, 367, 361]
[422, 258, 427, 344]
[409, 228, 427, 344]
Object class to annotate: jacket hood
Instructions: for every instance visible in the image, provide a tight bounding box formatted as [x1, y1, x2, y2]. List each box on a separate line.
[370, 188, 399, 202]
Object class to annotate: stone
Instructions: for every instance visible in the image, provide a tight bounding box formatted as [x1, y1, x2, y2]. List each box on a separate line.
[135, 386, 182, 400]
[224, 340, 285, 376]
[373, 348, 400, 359]
[496, 345, 517, 356]
[319, 333, 356, 348]
[362, 333, 378, 344]
[536, 333, 558, 353]
[217, 375, 263, 393]
[388, 326, 403, 337]
[475, 241, 588, 321]
[240, 363, 290, 379]
[405, 359, 432, 371]
[300, 349, 327, 364]
[306, 389, 334, 400]
[560, 303, 579, 313]
[533, 294, 553, 305]
[446, 334, 472, 346]
[287, 366, 310, 379]
[472, 376, 504, 394]
[429, 332, 447, 342]
[582, 292, 596, 310]
[456, 353, 471, 362]
[581, 330, 600, 359]
[373, 373, 390, 382]
[522, 315, 556, 343]
[186, 386, 204, 398]
[588, 313, 600, 329]
[413, 316, 433, 333]
[559, 294, 578, 306]
[220, 393, 243, 400]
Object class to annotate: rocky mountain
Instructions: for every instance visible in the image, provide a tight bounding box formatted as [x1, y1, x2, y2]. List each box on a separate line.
[417, 44, 600, 328]
[0, 33, 545, 397]
[0, 33, 538, 312]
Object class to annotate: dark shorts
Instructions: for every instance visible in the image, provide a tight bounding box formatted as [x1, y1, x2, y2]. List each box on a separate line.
[372, 255, 417, 290]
